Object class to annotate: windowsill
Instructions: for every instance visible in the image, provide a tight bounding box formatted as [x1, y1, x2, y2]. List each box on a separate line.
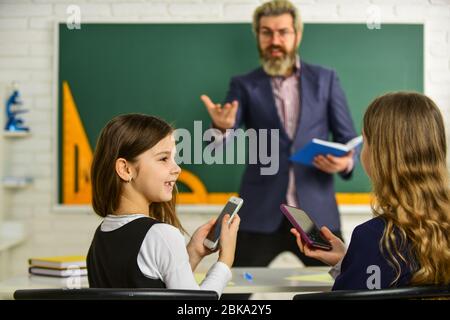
[176, 204, 372, 216]
[50, 204, 372, 216]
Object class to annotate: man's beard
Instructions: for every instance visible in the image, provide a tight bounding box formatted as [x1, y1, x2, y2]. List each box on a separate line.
[259, 44, 296, 76]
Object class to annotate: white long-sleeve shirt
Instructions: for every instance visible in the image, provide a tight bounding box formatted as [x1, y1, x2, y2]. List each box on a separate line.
[100, 214, 231, 297]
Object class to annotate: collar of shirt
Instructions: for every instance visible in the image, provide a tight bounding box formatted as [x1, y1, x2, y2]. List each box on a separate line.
[101, 213, 148, 232]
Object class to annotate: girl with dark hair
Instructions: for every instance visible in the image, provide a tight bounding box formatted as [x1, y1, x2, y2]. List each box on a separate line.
[87, 114, 240, 297]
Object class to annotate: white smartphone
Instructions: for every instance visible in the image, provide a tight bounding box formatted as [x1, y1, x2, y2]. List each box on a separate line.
[203, 196, 243, 251]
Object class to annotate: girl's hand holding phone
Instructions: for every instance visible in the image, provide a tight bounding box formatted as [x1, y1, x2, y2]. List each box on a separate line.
[291, 226, 346, 266]
[218, 213, 241, 268]
[187, 218, 218, 271]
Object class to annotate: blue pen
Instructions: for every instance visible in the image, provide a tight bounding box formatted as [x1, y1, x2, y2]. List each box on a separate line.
[242, 272, 253, 282]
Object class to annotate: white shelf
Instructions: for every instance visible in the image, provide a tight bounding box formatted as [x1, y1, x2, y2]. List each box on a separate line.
[1, 177, 33, 189]
[1, 132, 33, 193]
[3, 131, 30, 138]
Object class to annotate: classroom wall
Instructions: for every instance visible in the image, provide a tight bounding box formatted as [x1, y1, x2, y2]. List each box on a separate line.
[0, 0, 449, 279]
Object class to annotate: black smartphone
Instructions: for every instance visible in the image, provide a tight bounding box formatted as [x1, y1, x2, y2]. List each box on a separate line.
[280, 204, 332, 251]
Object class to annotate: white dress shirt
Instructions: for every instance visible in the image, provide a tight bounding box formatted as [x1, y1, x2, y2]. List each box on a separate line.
[101, 214, 231, 297]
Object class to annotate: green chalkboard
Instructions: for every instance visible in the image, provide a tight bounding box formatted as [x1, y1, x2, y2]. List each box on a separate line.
[58, 23, 423, 202]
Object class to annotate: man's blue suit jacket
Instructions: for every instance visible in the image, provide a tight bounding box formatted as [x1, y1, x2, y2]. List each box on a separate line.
[224, 61, 358, 233]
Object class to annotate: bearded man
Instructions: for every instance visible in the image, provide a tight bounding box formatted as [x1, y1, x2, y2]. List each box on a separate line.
[201, 0, 358, 272]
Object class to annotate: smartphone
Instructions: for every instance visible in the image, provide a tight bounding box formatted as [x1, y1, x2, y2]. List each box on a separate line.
[203, 196, 243, 251]
[280, 204, 332, 251]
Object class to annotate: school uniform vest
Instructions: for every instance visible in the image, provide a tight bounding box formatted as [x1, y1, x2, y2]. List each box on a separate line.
[87, 216, 166, 288]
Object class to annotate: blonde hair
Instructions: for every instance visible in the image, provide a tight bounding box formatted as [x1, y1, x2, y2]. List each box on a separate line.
[252, 0, 303, 35]
[91, 114, 185, 233]
[363, 92, 450, 286]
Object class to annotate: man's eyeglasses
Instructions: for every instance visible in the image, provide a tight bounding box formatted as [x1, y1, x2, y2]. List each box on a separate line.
[258, 28, 295, 41]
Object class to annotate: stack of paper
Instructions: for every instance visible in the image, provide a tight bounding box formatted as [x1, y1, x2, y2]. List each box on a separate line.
[28, 255, 87, 277]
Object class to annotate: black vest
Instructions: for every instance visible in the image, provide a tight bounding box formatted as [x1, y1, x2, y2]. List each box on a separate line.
[87, 217, 166, 288]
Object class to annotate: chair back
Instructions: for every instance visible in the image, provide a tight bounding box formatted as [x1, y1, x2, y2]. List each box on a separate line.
[293, 285, 450, 300]
[14, 288, 219, 300]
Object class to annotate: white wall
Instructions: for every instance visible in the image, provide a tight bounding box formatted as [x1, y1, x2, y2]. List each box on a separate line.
[0, 0, 449, 279]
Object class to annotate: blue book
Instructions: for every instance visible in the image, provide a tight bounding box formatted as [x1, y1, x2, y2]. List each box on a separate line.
[290, 136, 363, 166]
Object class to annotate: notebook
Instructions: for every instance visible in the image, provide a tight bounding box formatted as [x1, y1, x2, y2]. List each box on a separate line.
[290, 136, 362, 166]
[28, 255, 87, 269]
[29, 266, 87, 278]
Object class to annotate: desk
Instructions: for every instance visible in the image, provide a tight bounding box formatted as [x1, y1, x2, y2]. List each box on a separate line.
[0, 267, 333, 299]
[224, 267, 332, 294]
